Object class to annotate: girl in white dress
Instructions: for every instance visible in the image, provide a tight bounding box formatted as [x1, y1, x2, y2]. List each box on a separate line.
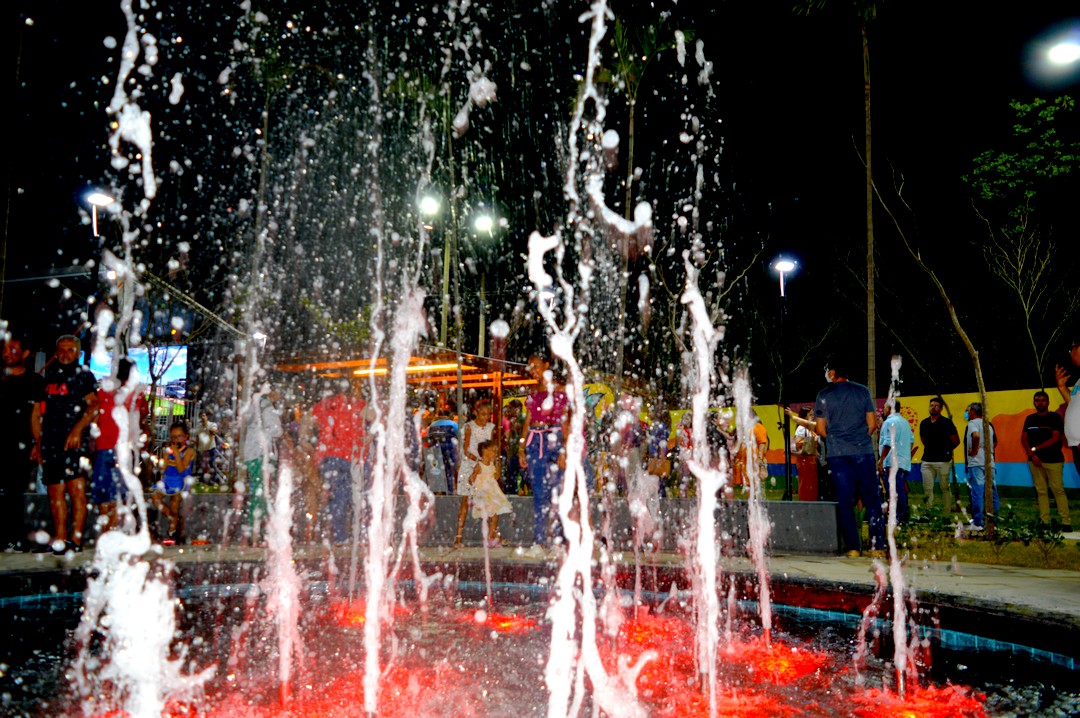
[468, 440, 513, 546]
[454, 400, 495, 546]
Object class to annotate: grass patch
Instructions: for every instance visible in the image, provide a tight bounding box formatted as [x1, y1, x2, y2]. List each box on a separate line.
[923, 538, 1080, 571]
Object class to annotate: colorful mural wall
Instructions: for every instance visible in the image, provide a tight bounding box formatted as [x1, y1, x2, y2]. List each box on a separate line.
[506, 384, 1077, 490]
[760, 388, 1077, 489]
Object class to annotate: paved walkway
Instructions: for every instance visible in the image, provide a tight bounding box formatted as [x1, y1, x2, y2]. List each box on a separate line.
[3, 541, 1079, 630]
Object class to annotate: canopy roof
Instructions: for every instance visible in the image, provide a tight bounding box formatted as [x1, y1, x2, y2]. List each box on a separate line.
[272, 345, 536, 391]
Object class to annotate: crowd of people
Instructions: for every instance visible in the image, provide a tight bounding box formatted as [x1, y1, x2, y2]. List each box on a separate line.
[797, 333, 1080, 557]
[1, 327, 1077, 557]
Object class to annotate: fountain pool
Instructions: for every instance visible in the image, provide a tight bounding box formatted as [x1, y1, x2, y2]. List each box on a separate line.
[1, 555, 1077, 717]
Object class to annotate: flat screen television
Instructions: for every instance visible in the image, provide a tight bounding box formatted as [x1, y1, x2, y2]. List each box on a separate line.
[89, 345, 188, 398]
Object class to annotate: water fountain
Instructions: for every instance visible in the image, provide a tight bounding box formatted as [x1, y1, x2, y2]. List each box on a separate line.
[2, 2, 1078, 717]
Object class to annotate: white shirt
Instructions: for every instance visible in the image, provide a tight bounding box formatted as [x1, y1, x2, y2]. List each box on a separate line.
[1066, 383, 1080, 447]
[242, 396, 283, 462]
[964, 417, 995, 468]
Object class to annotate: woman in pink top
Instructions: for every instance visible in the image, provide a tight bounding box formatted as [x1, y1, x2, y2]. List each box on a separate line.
[516, 353, 568, 547]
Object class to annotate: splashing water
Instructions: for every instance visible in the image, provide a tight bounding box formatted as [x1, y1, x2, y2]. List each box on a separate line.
[734, 367, 773, 646]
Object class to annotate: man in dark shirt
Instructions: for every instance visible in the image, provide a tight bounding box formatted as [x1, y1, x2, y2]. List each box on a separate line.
[31, 335, 98, 554]
[814, 358, 885, 556]
[1021, 390, 1070, 530]
[918, 396, 960, 511]
[0, 331, 45, 551]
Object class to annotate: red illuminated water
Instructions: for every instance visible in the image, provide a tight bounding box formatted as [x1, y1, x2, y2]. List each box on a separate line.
[86, 601, 985, 717]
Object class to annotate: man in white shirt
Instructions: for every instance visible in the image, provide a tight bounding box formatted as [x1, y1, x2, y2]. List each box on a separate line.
[964, 402, 999, 529]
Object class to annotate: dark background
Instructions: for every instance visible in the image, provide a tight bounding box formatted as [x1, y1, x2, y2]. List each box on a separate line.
[2, 1, 1078, 404]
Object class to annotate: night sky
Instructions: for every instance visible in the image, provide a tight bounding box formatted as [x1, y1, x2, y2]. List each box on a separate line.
[2, 1, 1078, 404]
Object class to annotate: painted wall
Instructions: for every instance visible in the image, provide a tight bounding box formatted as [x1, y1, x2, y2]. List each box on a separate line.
[507, 383, 1078, 489]
[760, 389, 1077, 489]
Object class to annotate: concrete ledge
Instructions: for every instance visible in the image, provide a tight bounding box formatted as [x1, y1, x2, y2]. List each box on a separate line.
[18, 493, 840, 554]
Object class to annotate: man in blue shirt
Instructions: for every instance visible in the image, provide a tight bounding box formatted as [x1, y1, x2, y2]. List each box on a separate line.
[814, 358, 885, 556]
[878, 400, 913, 525]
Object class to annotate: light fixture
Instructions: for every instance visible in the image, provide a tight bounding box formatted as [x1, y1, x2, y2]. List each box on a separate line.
[473, 214, 494, 233]
[771, 257, 797, 297]
[86, 191, 116, 237]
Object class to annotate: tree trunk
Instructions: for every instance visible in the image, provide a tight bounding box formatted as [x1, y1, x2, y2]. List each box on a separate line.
[862, 22, 877, 398]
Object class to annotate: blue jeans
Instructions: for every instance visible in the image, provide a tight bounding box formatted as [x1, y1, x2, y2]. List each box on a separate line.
[965, 465, 999, 527]
[320, 457, 352, 544]
[526, 429, 563, 546]
[90, 449, 128, 505]
[828, 453, 885, 553]
[884, 466, 910, 524]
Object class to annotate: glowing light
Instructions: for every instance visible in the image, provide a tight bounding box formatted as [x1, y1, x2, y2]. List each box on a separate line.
[1048, 41, 1080, 65]
[86, 191, 116, 237]
[419, 195, 440, 216]
[1024, 21, 1080, 89]
[86, 192, 116, 207]
[353, 361, 470, 377]
[771, 256, 798, 297]
[473, 214, 494, 233]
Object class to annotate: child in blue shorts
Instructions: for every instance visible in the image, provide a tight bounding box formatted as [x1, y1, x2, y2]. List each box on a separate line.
[152, 421, 195, 543]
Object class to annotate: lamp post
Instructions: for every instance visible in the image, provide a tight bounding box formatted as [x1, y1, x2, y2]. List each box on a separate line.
[772, 257, 797, 500]
[86, 192, 116, 238]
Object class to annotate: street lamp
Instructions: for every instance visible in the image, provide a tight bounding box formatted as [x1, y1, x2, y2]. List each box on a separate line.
[1024, 20, 1080, 89]
[771, 256, 798, 500]
[86, 191, 116, 237]
[773, 257, 796, 297]
[419, 194, 440, 231]
[473, 213, 494, 234]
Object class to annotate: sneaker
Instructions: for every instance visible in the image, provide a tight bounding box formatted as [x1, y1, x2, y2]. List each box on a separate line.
[843, 550, 861, 558]
[31, 543, 53, 554]
[868, 550, 887, 560]
[1061, 524, 1074, 533]
[966, 521, 984, 532]
[524, 544, 547, 558]
[66, 541, 83, 553]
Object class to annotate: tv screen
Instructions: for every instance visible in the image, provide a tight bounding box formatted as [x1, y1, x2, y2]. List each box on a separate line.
[89, 346, 188, 398]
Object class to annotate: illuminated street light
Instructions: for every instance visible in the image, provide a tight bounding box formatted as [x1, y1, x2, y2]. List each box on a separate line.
[1024, 21, 1080, 89]
[86, 191, 116, 237]
[473, 213, 494, 234]
[772, 257, 797, 298]
[771, 255, 799, 501]
[1048, 41, 1080, 65]
[419, 194, 440, 217]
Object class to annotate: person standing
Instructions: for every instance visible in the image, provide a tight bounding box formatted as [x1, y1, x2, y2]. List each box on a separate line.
[813, 358, 885, 557]
[1021, 390, 1069, 531]
[878, 400, 914, 525]
[153, 421, 196, 543]
[31, 335, 98, 554]
[241, 386, 284, 545]
[426, 406, 459, 493]
[311, 381, 365, 544]
[0, 331, 45, 551]
[918, 396, 961, 511]
[454, 399, 495, 547]
[1055, 332, 1080, 487]
[518, 353, 568, 549]
[502, 399, 526, 495]
[92, 357, 149, 532]
[787, 406, 819, 501]
[963, 402, 999, 530]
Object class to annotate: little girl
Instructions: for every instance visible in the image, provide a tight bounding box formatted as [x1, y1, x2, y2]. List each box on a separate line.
[153, 421, 196, 544]
[454, 400, 495, 546]
[468, 439, 513, 546]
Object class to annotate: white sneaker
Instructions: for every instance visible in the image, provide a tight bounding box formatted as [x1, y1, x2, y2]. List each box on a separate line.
[966, 521, 984, 532]
[524, 544, 546, 558]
